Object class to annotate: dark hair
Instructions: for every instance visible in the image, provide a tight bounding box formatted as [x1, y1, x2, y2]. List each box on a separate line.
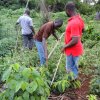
[65, 2, 75, 11]
[24, 8, 30, 15]
[54, 19, 63, 27]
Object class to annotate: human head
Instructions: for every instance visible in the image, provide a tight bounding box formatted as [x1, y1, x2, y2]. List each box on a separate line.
[24, 8, 30, 15]
[54, 19, 63, 29]
[65, 2, 76, 17]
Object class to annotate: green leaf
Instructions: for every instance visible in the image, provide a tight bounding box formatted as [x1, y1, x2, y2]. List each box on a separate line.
[21, 82, 28, 91]
[12, 63, 20, 72]
[34, 95, 41, 100]
[22, 68, 31, 78]
[15, 81, 23, 92]
[30, 96, 35, 100]
[41, 96, 45, 100]
[37, 86, 44, 95]
[58, 82, 62, 93]
[62, 80, 66, 92]
[14, 96, 23, 100]
[2, 67, 12, 81]
[36, 78, 44, 86]
[45, 88, 50, 96]
[7, 80, 17, 90]
[23, 91, 29, 100]
[32, 69, 40, 77]
[26, 81, 37, 93]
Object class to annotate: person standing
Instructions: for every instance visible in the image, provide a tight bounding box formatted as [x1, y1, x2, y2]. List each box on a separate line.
[34, 19, 63, 66]
[95, 11, 100, 20]
[16, 9, 35, 50]
[61, 2, 84, 80]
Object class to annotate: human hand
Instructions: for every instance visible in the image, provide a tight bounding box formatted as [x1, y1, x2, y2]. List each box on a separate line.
[61, 46, 65, 53]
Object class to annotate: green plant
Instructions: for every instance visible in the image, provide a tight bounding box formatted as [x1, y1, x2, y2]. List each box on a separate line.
[87, 94, 97, 100]
[90, 76, 100, 96]
[0, 63, 50, 100]
[52, 73, 81, 93]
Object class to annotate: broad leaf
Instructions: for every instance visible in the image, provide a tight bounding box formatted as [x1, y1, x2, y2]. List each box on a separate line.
[21, 82, 28, 91]
[12, 63, 20, 72]
[41, 96, 45, 100]
[30, 96, 35, 100]
[22, 68, 31, 78]
[15, 81, 23, 92]
[2, 67, 12, 81]
[26, 81, 37, 93]
[23, 91, 29, 100]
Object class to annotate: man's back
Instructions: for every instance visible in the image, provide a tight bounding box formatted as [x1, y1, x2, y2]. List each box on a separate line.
[17, 14, 33, 35]
[35, 21, 54, 42]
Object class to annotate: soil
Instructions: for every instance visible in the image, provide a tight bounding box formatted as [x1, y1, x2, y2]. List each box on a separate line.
[49, 74, 91, 100]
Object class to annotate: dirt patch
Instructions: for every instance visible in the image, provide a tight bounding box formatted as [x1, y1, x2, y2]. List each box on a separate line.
[49, 74, 91, 100]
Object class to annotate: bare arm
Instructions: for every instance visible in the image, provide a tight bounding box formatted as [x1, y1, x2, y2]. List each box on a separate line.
[30, 26, 35, 33]
[61, 37, 79, 53]
[15, 22, 19, 31]
[52, 32, 59, 41]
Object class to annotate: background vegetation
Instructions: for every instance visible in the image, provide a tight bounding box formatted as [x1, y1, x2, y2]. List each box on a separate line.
[0, 0, 100, 100]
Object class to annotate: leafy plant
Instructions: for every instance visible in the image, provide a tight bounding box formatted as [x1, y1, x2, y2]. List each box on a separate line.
[87, 94, 97, 100]
[0, 63, 50, 100]
[90, 76, 100, 96]
[52, 73, 81, 93]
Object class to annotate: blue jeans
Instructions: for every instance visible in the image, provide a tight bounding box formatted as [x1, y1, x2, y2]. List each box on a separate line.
[66, 55, 79, 79]
[35, 40, 46, 66]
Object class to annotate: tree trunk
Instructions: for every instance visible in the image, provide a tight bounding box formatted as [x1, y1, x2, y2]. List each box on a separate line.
[39, 0, 50, 24]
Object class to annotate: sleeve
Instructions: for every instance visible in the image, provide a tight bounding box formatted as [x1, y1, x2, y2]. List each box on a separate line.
[17, 17, 21, 24]
[71, 23, 80, 37]
[29, 19, 33, 26]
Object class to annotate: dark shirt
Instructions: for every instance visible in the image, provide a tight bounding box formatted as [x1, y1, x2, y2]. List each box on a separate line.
[35, 21, 55, 42]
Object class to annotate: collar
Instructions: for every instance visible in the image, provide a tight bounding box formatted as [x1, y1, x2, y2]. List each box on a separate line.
[68, 14, 80, 21]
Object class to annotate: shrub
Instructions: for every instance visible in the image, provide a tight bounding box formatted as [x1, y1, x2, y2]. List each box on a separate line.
[0, 63, 50, 100]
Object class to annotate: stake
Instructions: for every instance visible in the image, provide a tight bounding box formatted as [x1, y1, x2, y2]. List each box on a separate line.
[48, 32, 64, 59]
[24, 0, 30, 12]
[50, 54, 63, 86]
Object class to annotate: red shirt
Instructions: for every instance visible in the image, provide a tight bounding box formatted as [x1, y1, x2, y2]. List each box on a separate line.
[64, 15, 84, 56]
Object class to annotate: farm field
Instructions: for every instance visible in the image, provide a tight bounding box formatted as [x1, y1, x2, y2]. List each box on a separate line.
[0, 0, 100, 100]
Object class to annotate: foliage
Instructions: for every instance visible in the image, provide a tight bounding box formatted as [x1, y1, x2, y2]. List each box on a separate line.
[82, 20, 100, 42]
[0, 7, 100, 98]
[0, 0, 97, 15]
[87, 94, 97, 100]
[90, 76, 100, 96]
[0, 63, 50, 100]
[52, 74, 81, 93]
[76, 2, 95, 15]
[0, 38, 15, 57]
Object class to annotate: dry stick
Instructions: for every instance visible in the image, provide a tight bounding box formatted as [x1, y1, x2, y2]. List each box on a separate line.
[24, 0, 30, 11]
[48, 32, 65, 59]
[50, 54, 63, 86]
